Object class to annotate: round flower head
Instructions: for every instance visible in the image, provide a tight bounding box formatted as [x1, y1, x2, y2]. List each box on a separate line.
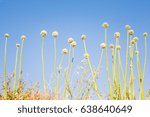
[68, 38, 74, 43]
[100, 43, 106, 49]
[109, 44, 114, 49]
[21, 35, 26, 40]
[128, 30, 134, 35]
[71, 41, 77, 47]
[131, 39, 135, 44]
[133, 37, 138, 43]
[102, 22, 109, 28]
[81, 34, 86, 41]
[84, 53, 89, 59]
[40, 30, 47, 37]
[16, 44, 20, 48]
[5, 33, 10, 38]
[62, 48, 68, 55]
[114, 32, 120, 39]
[143, 32, 148, 37]
[130, 64, 133, 68]
[135, 50, 139, 55]
[116, 45, 121, 50]
[52, 31, 58, 38]
[125, 25, 131, 30]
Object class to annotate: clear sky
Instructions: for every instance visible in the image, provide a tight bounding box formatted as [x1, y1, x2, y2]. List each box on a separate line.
[0, 0, 149, 97]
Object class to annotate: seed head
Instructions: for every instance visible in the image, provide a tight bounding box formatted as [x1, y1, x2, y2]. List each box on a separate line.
[16, 44, 20, 48]
[62, 48, 68, 55]
[128, 30, 134, 35]
[125, 25, 131, 30]
[5, 33, 10, 38]
[102, 22, 109, 28]
[135, 51, 139, 55]
[130, 64, 133, 68]
[131, 39, 135, 44]
[109, 44, 114, 49]
[116, 45, 121, 50]
[81, 34, 86, 41]
[133, 37, 139, 43]
[100, 43, 106, 49]
[143, 32, 148, 37]
[71, 41, 77, 47]
[84, 53, 89, 59]
[21, 35, 26, 40]
[40, 30, 47, 37]
[114, 32, 120, 39]
[68, 38, 74, 43]
[52, 31, 58, 38]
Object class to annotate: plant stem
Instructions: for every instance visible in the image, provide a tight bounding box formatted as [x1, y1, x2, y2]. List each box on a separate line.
[54, 38, 57, 97]
[124, 31, 129, 99]
[56, 54, 64, 99]
[42, 37, 47, 94]
[13, 47, 19, 91]
[104, 29, 113, 99]
[18, 40, 24, 89]
[4, 38, 8, 99]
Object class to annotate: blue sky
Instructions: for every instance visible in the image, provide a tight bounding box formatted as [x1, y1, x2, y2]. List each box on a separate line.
[0, 0, 150, 97]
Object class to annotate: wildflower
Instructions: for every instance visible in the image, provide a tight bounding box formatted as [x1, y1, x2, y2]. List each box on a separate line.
[68, 38, 74, 43]
[62, 48, 68, 55]
[143, 32, 148, 37]
[125, 25, 131, 30]
[81, 34, 86, 41]
[100, 43, 106, 49]
[71, 41, 77, 47]
[84, 53, 89, 59]
[109, 44, 114, 49]
[16, 44, 20, 48]
[52, 31, 58, 38]
[114, 32, 120, 39]
[5, 33, 10, 38]
[116, 45, 121, 50]
[128, 30, 134, 35]
[102, 22, 109, 28]
[21, 35, 26, 40]
[133, 37, 139, 43]
[40, 30, 47, 37]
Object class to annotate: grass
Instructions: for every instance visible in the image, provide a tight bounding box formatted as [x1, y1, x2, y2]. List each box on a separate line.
[0, 23, 149, 100]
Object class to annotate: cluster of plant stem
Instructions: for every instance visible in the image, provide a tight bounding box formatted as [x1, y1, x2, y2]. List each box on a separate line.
[0, 22, 148, 100]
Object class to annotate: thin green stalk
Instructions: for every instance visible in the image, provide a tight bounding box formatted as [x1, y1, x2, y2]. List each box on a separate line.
[118, 50, 125, 99]
[143, 37, 147, 78]
[4, 38, 8, 99]
[54, 38, 57, 96]
[65, 45, 72, 99]
[42, 38, 47, 94]
[18, 40, 24, 89]
[56, 54, 64, 99]
[124, 31, 129, 99]
[105, 29, 113, 99]
[13, 46, 19, 91]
